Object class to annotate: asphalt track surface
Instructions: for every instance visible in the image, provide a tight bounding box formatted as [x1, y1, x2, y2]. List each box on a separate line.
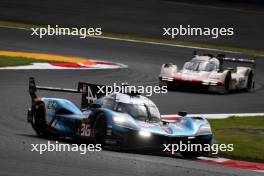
[0, 27, 264, 176]
[1, 0, 264, 50]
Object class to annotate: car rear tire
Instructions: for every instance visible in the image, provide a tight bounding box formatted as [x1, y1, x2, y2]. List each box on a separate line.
[31, 103, 47, 136]
[159, 79, 168, 87]
[94, 113, 107, 147]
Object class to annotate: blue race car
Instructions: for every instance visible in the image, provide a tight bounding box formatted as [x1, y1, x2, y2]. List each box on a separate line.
[27, 77, 213, 156]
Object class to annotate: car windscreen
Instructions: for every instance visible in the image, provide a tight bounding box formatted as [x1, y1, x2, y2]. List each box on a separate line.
[183, 61, 217, 72]
[116, 102, 160, 122]
[183, 61, 200, 71]
[198, 61, 218, 71]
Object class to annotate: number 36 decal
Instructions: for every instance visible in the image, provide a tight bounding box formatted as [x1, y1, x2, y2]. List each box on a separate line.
[80, 123, 91, 137]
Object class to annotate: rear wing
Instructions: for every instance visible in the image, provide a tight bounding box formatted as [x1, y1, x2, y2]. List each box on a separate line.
[29, 77, 106, 109]
[216, 54, 255, 72]
[193, 51, 256, 71]
[221, 57, 255, 64]
[216, 53, 255, 65]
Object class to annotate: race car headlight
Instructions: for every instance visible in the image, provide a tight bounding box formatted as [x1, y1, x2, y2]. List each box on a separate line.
[197, 123, 212, 135]
[139, 131, 151, 138]
[113, 115, 138, 130]
[113, 116, 126, 123]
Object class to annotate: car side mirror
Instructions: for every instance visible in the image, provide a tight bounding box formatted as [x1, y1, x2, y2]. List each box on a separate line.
[178, 111, 187, 117]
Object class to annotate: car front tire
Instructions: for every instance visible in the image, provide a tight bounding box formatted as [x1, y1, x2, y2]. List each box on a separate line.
[246, 71, 254, 92]
[94, 113, 107, 148]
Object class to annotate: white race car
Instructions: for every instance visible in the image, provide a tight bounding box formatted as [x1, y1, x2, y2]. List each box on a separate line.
[159, 52, 255, 94]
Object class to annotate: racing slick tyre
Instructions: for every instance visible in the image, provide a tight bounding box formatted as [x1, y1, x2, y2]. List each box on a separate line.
[94, 113, 107, 148]
[159, 80, 168, 88]
[159, 80, 172, 91]
[31, 103, 47, 136]
[246, 71, 254, 92]
[221, 71, 231, 94]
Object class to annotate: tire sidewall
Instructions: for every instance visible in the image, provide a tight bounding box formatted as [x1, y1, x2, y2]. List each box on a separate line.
[31, 104, 47, 136]
[246, 71, 254, 91]
[94, 113, 107, 147]
[223, 71, 231, 93]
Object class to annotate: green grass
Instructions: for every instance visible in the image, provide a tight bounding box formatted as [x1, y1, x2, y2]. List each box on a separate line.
[209, 116, 264, 162]
[0, 20, 264, 56]
[0, 56, 50, 67]
[0, 20, 44, 29]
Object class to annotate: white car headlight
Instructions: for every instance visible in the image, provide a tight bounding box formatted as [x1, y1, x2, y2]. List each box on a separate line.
[112, 115, 138, 130]
[113, 116, 126, 123]
[139, 131, 151, 138]
[197, 123, 212, 135]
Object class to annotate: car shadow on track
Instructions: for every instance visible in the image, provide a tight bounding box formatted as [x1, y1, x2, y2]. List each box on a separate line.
[19, 133, 215, 161]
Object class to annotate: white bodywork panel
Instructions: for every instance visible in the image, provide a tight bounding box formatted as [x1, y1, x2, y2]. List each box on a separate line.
[160, 55, 254, 91]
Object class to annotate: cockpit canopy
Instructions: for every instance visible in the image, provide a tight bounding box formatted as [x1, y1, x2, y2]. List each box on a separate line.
[183, 57, 219, 72]
[98, 93, 161, 122]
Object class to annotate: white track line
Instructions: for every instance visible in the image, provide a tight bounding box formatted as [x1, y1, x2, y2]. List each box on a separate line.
[197, 156, 230, 162]
[254, 170, 264, 173]
[88, 35, 240, 53]
[162, 113, 264, 119]
[2, 26, 264, 57]
[0, 26, 241, 54]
